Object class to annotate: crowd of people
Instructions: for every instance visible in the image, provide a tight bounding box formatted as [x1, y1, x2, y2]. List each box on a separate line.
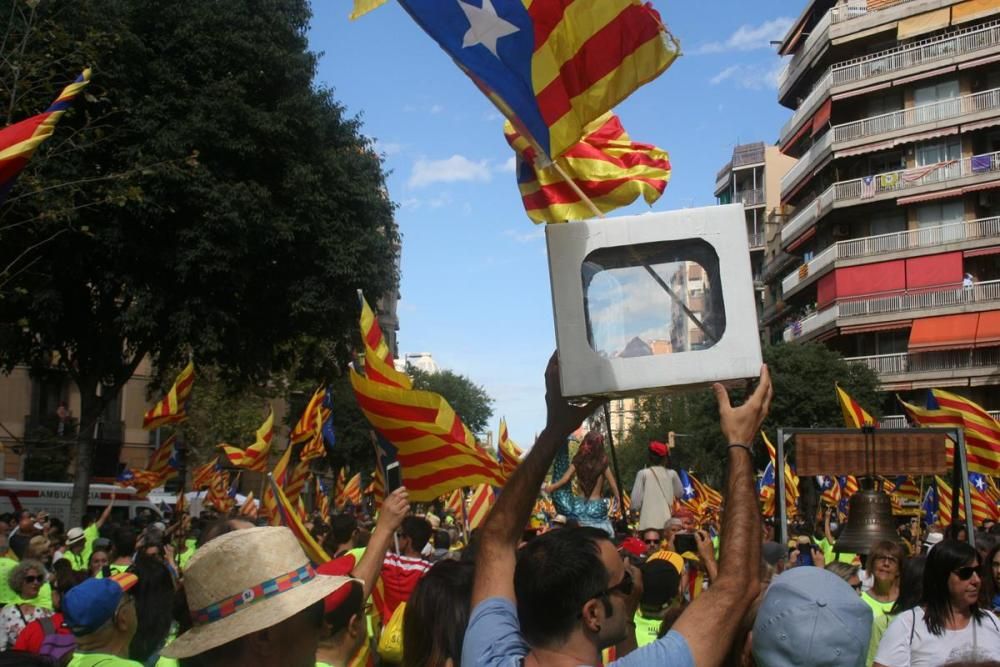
[0, 356, 997, 666]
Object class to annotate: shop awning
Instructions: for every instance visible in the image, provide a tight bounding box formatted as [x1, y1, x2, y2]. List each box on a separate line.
[975, 310, 1000, 348]
[908, 313, 979, 352]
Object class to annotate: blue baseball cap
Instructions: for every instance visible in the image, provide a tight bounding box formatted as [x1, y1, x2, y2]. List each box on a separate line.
[752, 567, 873, 667]
[63, 572, 138, 635]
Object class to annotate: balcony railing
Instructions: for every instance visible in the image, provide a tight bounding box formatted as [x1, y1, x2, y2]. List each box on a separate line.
[736, 188, 765, 207]
[838, 279, 1000, 317]
[781, 132, 832, 195]
[748, 231, 765, 249]
[782, 150, 1000, 245]
[881, 411, 1000, 427]
[834, 88, 1000, 144]
[23, 415, 78, 440]
[846, 348, 1000, 376]
[783, 303, 840, 342]
[715, 161, 733, 183]
[780, 18, 1000, 153]
[781, 217, 1000, 294]
[715, 171, 730, 196]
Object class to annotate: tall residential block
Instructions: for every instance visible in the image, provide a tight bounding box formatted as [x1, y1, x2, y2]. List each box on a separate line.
[766, 0, 1000, 407]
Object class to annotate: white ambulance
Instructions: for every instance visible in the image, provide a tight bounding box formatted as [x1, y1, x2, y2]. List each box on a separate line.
[0, 480, 163, 525]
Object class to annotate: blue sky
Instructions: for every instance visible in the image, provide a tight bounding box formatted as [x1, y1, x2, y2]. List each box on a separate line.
[308, 1, 796, 447]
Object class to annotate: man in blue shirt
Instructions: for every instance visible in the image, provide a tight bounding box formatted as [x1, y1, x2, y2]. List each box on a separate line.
[462, 354, 773, 667]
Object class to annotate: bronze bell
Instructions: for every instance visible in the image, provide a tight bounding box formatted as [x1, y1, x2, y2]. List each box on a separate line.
[834, 483, 901, 555]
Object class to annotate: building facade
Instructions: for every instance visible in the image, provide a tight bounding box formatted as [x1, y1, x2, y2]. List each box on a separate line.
[715, 142, 797, 317]
[766, 0, 1000, 408]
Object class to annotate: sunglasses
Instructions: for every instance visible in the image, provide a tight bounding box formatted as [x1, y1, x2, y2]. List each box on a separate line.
[644, 539, 661, 545]
[954, 566, 979, 581]
[598, 570, 634, 598]
[23, 575, 43, 584]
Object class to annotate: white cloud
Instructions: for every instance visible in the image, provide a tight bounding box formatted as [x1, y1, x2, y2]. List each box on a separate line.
[407, 155, 493, 189]
[498, 156, 517, 173]
[709, 61, 785, 90]
[374, 139, 403, 156]
[694, 17, 793, 54]
[503, 228, 544, 244]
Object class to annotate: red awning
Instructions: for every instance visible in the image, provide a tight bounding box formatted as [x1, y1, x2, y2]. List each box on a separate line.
[908, 313, 979, 352]
[840, 321, 912, 335]
[975, 311, 1000, 348]
[812, 99, 833, 137]
[897, 187, 965, 206]
[782, 118, 812, 154]
[786, 226, 817, 252]
[780, 11, 811, 56]
[965, 247, 1000, 258]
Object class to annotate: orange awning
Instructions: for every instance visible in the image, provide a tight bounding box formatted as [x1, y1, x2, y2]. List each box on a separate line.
[812, 99, 832, 137]
[976, 311, 1000, 348]
[909, 313, 979, 352]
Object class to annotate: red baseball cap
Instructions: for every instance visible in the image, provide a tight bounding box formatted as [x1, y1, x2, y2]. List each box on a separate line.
[649, 441, 668, 457]
[619, 536, 646, 558]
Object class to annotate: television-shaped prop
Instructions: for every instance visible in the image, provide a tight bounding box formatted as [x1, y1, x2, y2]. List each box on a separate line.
[546, 204, 762, 399]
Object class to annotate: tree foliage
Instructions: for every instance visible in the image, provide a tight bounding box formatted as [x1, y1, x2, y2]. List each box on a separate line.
[0, 0, 399, 521]
[618, 343, 882, 488]
[407, 366, 495, 436]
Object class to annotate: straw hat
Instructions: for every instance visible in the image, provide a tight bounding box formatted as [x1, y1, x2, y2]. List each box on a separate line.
[161, 526, 352, 659]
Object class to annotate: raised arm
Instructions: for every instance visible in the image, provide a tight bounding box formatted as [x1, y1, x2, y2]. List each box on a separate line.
[670, 366, 772, 666]
[471, 353, 598, 607]
[96, 493, 115, 529]
[352, 487, 409, 600]
[544, 465, 576, 494]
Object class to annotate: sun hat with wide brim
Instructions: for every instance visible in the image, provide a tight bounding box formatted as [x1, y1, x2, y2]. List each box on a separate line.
[161, 526, 353, 659]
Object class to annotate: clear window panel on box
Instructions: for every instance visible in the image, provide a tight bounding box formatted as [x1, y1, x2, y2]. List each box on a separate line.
[582, 239, 726, 359]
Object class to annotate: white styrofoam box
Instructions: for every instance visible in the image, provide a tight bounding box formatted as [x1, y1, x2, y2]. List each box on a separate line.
[545, 204, 762, 399]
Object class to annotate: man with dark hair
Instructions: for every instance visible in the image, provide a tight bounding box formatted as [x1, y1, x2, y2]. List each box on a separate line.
[326, 514, 358, 559]
[463, 353, 771, 666]
[630, 442, 683, 532]
[107, 528, 136, 577]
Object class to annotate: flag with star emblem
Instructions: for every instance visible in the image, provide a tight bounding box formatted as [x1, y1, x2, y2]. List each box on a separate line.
[505, 111, 671, 223]
[817, 475, 841, 508]
[396, 0, 679, 161]
[762, 431, 798, 515]
[922, 482, 938, 525]
[899, 391, 1000, 475]
[970, 473, 999, 525]
[675, 469, 702, 516]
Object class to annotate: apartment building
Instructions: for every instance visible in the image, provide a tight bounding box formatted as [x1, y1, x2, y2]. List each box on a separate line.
[715, 142, 797, 315]
[767, 0, 1000, 406]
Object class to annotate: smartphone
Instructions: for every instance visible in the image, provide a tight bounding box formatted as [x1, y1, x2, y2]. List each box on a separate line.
[796, 543, 814, 567]
[674, 532, 697, 554]
[386, 461, 402, 493]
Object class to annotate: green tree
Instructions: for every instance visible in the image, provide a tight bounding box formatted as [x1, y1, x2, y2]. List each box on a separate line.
[619, 342, 882, 489]
[407, 366, 495, 435]
[0, 0, 399, 523]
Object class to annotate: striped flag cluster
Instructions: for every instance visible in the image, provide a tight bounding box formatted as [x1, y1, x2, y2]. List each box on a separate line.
[219, 408, 274, 472]
[316, 477, 331, 519]
[444, 488, 464, 518]
[504, 112, 671, 223]
[143, 362, 195, 430]
[206, 470, 234, 513]
[239, 491, 258, 519]
[0, 69, 91, 204]
[397, 1, 679, 162]
[817, 475, 841, 508]
[289, 387, 332, 463]
[760, 431, 799, 517]
[337, 473, 362, 508]
[116, 435, 180, 497]
[673, 469, 722, 523]
[350, 292, 505, 502]
[899, 389, 1000, 475]
[191, 458, 219, 490]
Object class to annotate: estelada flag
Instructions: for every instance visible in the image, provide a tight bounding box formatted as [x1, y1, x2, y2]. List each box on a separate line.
[146, 435, 179, 480]
[143, 361, 195, 430]
[899, 393, 1000, 475]
[466, 483, 495, 531]
[0, 69, 90, 203]
[505, 112, 671, 223]
[219, 408, 274, 472]
[397, 0, 678, 160]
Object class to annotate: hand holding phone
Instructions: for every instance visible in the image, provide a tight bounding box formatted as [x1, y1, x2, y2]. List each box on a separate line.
[386, 461, 402, 493]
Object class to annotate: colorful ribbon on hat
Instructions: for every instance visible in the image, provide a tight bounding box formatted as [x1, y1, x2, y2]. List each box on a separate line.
[191, 564, 316, 626]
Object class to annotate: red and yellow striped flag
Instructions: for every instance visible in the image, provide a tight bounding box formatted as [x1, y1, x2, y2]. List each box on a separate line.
[836, 384, 876, 428]
[316, 477, 331, 519]
[936, 476, 956, 523]
[266, 475, 330, 564]
[219, 409, 274, 472]
[191, 458, 219, 490]
[290, 386, 329, 463]
[283, 460, 311, 506]
[206, 471, 233, 514]
[931, 389, 1000, 475]
[498, 418, 523, 480]
[143, 361, 195, 430]
[398, 1, 679, 161]
[175, 488, 188, 515]
[444, 488, 464, 517]
[763, 431, 798, 514]
[689, 472, 722, 511]
[146, 435, 178, 478]
[899, 394, 1000, 475]
[337, 473, 362, 508]
[0, 69, 91, 203]
[466, 484, 495, 531]
[505, 112, 671, 223]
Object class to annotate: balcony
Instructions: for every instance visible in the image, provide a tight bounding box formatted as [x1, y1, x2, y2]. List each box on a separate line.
[736, 188, 766, 208]
[732, 143, 765, 168]
[23, 415, 78, 441]
[782, 150, 1000, 247]
[748, 231, 766, 249]
[781, 216, 1000, 296]
[780, 18, 1000, 153]
[846, 348, 1000, 380]
[715, 170, 730, 197]
[784, 280, 1000, 342]
[783, 303, 840, 342]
